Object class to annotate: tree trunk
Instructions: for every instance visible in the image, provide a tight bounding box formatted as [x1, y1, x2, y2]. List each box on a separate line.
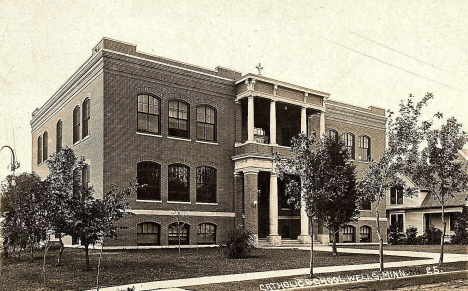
[375, 200, 384, 272]
[439, 204, 446, 266]
[332, 228, 338, 256]
[308, 216, 314, 278]
[43, 236, 51, 288]
[57, 236, 64, 266]
[84, 244, 90, 271]
[30, 238, 34, 261]
[97, 239, 104, 291]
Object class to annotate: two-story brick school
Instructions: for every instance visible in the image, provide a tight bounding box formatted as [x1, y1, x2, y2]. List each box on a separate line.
[31, 38, 388, 247]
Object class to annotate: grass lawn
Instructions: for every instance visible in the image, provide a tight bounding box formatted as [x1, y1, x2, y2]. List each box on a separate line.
[1, 247, 417, 291]
[337, 244, 468, 254]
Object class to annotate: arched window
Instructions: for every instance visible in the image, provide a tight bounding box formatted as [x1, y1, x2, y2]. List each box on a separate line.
[168, 222, 189, 245]
[73, 106, 80, 144]
[197, 105, 216, 141]
[168, 164, 190, 202]
[137, 222, 160, 245]
[82, 165, 90, 191]
[168, 100, 189, 138]
[360, 226, 372, 242]
[37, 135, 42, 165]
[137, 161, 161, 201]
[197, 223, 216, 244]
[42, 131, 48, 162]
[327, 129, 338, 140]
[343, 132, 355, 159]
[359, 135, 371, 162]
[56, 120, 62, 152]
[196, 166, 216, 203]
[343, 225, 356, 243]
[82, 98, 90, 138]
[138, 94, 160, 134]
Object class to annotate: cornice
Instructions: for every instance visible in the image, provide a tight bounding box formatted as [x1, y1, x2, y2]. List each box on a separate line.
[235, 73, 330, 98]
[31, 54, 104, 130]
[102, 50, 235, 84]
[236, 90, 325, 112]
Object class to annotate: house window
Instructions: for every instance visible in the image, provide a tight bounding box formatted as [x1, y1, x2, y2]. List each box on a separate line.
[82, 98, 90, 138]
[360, 226, 372, 242]
[137, 161, 161, 201]
[56, 120, 62, 152]
[390, 213, 404, 232]
[344, 132, 355, 159]
[390, 187, 403, 205]
[138, 94, 160, 134]
[73, 106, 80, 144]
[168, 222, 189, 245]
[82, 165, 90, 190]
[168, 164, 190, 202]
[359, 136, 371, 162]
[168, 100, 189, 138]
[197, 105, 216, 141]
[197, 223, 216, 244]
[361, 200, 372, 210]
[328, 129, 338, 140]
[37, 136, 42, 165]
[196, 166, 216, 203]
[137, 222, 160, 245]
[42, 131, 48, 162]
[343, 225, 356, 243]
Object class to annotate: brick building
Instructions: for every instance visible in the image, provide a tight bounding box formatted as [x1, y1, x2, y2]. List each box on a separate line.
[31, 38, 387, 247]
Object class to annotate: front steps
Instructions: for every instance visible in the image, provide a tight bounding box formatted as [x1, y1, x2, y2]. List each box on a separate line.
[257, 238, 321, 247]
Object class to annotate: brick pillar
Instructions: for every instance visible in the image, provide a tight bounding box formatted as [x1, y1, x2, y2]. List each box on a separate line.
[243, 170, 259, 244]
[234, 172, 244, 227]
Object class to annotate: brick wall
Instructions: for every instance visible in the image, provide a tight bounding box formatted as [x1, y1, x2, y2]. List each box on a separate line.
[102, 53, 238, 245]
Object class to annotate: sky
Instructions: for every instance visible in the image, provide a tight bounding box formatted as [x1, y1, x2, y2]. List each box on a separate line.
[1, 0, 468, 180]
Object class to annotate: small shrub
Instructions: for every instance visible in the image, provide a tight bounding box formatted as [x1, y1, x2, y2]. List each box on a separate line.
[387, 223, 403, 245]
[451, 207, 468, 245]
[415, 234, 427, 245]
[405, 225, 418, 245]
[220, 227, 255, 258]
[424, 225, 443, 244]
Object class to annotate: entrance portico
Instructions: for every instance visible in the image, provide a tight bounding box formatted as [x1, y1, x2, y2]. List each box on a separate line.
[233, 74, 328, 246]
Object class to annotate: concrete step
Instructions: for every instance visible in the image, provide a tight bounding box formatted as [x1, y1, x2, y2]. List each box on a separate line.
[257, 238, 321, 247]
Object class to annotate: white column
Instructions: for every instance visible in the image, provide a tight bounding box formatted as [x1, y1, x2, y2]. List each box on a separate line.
[301, 107, 307, 134]
[247, 96, 255, 142]
[270, 100, 277, 145]
[298, 179, 312, 244]
[269, 174, 279, 236]
[319, 111, 325, 137]
[267, 173, 281, 246]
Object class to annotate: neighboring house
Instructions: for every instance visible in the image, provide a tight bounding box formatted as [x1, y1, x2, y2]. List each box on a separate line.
[30, 38, 387, 247]
[386, 152, 468, 239]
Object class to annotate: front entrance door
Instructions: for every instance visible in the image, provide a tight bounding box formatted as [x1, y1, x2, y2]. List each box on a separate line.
[257, 172, 270, 238]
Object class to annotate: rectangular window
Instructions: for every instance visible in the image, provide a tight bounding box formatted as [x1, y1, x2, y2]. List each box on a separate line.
[168, 100, 189, 138]
[390, 213, 404, 232]
[361, 200, 372, 210]
[390, 187, 403, 205]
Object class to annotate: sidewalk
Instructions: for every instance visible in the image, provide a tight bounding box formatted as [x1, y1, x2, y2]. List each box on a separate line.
[91, 247, 468, 291]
